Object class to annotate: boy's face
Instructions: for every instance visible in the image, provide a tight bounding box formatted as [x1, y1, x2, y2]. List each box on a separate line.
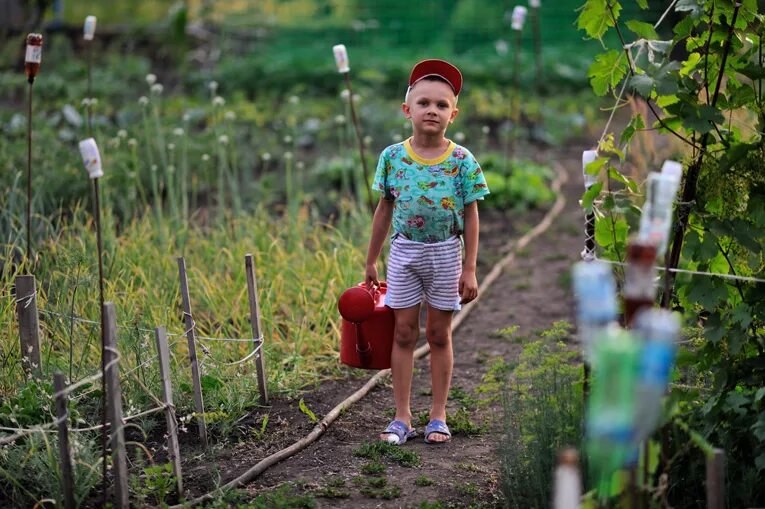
[402, 80, 459, 137]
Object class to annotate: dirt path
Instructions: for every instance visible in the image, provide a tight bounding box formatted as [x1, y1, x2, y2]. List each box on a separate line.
[182, 145, 590, 508]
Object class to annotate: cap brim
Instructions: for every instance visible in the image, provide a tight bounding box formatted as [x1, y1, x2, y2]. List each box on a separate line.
[408, 59, 462, 96]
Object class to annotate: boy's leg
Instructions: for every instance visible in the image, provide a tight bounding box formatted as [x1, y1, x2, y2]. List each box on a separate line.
[425, 304, 454, 442]
[380, 303, 421, 440]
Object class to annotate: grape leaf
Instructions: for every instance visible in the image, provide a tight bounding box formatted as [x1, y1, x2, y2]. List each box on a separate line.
[629, 73, 654, 97]
[589, 50, 629, 96]
[626, 20, 659, 40]
[577, 0, 622, 40]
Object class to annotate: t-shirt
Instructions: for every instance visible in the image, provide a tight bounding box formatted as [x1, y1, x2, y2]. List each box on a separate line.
[373, 138, 489, 243]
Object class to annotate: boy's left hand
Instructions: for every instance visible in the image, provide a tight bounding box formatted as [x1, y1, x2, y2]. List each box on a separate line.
[459, 269, 478, 304]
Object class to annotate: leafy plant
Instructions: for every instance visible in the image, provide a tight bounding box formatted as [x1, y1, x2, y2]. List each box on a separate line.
[499, 321, 583, 509]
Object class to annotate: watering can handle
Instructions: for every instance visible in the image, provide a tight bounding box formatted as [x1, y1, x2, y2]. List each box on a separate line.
[354, 322, 372, 367]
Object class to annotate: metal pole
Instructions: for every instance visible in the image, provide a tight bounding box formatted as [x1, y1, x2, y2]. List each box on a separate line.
[26, 81, 33, 262]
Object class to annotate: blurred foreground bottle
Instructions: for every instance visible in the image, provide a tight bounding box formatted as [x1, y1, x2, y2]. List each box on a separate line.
[632, 309, 680, 442]
[572, 261, 617, 361]
[553, 448, 582, 509]
[586, 327, 640, 496]
[624, 239, 658, 326]
[638, 168, 681, 258]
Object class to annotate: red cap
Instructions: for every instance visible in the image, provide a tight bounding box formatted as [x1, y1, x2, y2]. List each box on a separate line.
[408, 59, 462, 96]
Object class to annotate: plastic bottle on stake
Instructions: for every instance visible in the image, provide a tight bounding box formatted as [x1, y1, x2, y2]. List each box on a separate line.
[624, 239, 657, 326]
[84, 16, 97, 41]
[572, 261, 617, 361]
[511, 6, 528, 30]
[553, 448, 581, 509]
[333, 44, 349, 74]
[25, 33, 43, 83]
[79, 138, 103, 179]
[638, 172, 680, 257]
[632, 309, 680, 442]
[529, 0, 541, 7]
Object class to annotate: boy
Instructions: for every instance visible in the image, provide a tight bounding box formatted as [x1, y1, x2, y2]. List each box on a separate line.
[365, 59, 489, 444]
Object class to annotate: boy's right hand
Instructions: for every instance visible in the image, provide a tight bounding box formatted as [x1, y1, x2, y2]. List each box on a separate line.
[365, 263, 379, 289]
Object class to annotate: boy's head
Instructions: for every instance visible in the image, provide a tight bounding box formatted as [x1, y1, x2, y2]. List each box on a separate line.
[405, 59, 462, 103]
[403, 59, 462, 136]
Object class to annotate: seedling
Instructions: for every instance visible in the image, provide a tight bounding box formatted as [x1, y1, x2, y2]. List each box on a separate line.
[353, 441, 421, 468]
[361, 461, 386, 475]
[414, 475, 434, 487]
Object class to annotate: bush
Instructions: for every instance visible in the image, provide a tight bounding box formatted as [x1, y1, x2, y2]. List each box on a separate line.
[499, 321, 583, 509]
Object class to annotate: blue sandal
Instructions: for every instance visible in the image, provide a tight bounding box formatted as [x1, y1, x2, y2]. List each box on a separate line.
[424, 419, 451, 444]
[381, 420, 417, 445]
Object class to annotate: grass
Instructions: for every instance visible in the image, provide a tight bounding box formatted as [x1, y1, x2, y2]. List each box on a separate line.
[314, 477, 350, 499]
[352, 441, 422, 468]
[414, 474, 434, 487]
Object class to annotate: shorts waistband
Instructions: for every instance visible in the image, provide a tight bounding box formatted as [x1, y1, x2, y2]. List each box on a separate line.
[392, 232, 460, 246]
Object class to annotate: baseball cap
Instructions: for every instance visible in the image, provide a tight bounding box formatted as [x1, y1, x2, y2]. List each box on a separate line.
[408, 59, 463, 96]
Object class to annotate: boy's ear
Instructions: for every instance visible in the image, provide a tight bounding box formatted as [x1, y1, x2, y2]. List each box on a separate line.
[401, 102, 411, 118]
[449, 106, 459, 123]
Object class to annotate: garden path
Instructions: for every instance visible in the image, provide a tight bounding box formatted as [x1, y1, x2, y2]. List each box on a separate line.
[183, 144, 589, 508]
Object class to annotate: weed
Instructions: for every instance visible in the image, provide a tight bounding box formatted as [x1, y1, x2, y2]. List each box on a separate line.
[489, 325, 521, 342]
[353, 441, 422, 468]
[360, 478, 401, 500]
[514, 281, 531, 290]
[453, 461, 484, 473]
[455, 482, 479, 497]
[449, 385, 479, 410]
[298, 398, 318, 423]
[361, 461, 386, 475]
[414, 474, 434, 486]
[448, 407, 484, 436]
[315, 477, 350, 499]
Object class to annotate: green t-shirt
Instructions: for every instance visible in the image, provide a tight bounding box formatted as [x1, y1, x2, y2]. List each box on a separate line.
[373, 138, 489, 243]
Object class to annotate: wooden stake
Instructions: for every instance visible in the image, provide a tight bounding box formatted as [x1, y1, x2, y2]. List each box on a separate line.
[54, 372, 75, 509]
[15, 275, 41, 375]
[245, 254, 268, 405]
[177, 257, 208, 448]
[155, 326, 184, 496]
[342, 73, 374, 212]
[103, 302, 129, 508]
[706, 448, 725, 509]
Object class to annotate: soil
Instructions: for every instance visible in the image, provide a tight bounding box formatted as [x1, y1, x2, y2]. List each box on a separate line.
[177, 144, 590, 508]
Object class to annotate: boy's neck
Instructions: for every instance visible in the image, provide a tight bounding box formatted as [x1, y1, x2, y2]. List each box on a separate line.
[409, 133, 449, 154]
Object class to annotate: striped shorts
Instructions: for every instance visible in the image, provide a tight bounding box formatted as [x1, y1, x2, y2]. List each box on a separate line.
[385, 233, 462, 312]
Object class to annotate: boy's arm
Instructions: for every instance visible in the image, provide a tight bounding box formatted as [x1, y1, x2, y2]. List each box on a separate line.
[460, 200, 479, 304]
[365, 197, 394, 288]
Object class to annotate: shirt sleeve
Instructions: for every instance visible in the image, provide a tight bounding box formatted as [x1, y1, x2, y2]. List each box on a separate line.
[461, 149, 490, 204]
[372, 148, 391, 198]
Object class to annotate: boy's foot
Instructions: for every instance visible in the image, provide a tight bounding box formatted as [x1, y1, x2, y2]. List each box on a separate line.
[380, 420, 416, 445]
[424, 419, 451, 444]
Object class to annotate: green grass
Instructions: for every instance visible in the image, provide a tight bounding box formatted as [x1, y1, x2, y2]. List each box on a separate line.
[353, 441, 422, 468]
[414, 474, 434, 487]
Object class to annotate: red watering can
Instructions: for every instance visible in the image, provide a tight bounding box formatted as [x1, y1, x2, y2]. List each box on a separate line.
[338, 282, 394, 369]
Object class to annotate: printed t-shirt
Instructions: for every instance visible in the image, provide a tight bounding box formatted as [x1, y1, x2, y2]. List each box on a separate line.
[372, 138, 489, 243]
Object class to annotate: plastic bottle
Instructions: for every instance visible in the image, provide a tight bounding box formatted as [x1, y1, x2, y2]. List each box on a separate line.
[638, 172, 680, 257]
[586, 327, 640, 495]
[623, 239, 658, 326]
[553, 448, 581, 509]
[24, 33, 43, 83]
[571, 261, 617, 360]
[632, 309, 680, 442]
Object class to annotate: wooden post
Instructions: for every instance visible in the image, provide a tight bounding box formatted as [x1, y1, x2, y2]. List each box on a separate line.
[54, 372, 75, 509]
[16, 275, 41, 375]
[706, 448, 725, 509]
[103, 302, 129, 508]
[245, 254, 268, 405]
[154, 326, 184, 497]
[177, 257, 208, 448]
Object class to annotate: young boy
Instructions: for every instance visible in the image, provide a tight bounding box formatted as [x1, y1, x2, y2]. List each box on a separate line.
[365, 59, 489, 445]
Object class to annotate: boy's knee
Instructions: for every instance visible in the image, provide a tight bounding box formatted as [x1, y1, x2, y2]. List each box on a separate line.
[426, 329, 451, 349]
[394, 322, 419, 348]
